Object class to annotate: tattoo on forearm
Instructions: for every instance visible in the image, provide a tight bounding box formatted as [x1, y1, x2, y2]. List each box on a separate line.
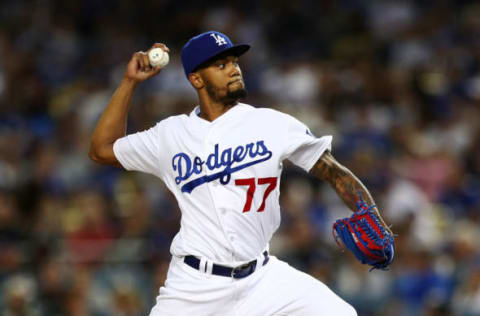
[310, 152, 392, 233]
[310, 152, 365, 209]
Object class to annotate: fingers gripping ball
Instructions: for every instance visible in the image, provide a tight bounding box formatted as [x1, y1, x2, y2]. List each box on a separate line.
[149, 48, 169, 68]
[332, 192, 394, 271]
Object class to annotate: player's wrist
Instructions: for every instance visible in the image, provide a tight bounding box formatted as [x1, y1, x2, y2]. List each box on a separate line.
[121, 76, 140, 88]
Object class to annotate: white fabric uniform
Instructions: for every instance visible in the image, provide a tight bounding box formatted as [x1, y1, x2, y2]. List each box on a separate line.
[113, 103, 356, 316]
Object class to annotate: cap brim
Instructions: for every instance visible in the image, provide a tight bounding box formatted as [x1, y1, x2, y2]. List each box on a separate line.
[193, 44, 250, 72]
[225, 44, 250, 57]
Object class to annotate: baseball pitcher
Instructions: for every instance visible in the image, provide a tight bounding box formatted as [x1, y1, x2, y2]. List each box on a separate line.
[89, 31, 394, 316]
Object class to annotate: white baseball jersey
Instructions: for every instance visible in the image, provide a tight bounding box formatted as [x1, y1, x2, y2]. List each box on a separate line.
[113, 103, 332, 265]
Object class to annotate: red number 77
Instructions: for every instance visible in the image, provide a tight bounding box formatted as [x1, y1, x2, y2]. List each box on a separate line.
[234, 177, 278, 213]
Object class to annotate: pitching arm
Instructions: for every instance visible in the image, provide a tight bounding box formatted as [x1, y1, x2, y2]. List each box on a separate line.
[89, 43, 167, 166]
[89, 79, 136, 167]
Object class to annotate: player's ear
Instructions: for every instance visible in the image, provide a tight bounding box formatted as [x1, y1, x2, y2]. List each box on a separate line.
[188, 72, 204, 89]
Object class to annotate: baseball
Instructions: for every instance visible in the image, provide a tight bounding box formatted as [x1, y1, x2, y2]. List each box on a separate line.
[148, 48, 169, 68]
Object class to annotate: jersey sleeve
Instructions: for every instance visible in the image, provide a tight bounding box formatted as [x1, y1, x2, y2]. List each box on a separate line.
[283, 115, 332, 172]
[113, 122, 163, 177]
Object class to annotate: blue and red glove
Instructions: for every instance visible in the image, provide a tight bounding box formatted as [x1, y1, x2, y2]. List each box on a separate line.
[333, 193, 394, 270]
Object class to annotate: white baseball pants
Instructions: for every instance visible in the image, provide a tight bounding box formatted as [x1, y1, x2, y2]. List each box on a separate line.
[149, 255, 356, 316]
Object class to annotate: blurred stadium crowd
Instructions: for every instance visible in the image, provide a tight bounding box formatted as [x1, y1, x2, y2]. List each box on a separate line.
[1, 0, 480, 315]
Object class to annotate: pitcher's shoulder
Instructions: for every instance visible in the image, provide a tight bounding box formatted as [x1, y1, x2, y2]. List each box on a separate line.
[151, 113, 190, 130]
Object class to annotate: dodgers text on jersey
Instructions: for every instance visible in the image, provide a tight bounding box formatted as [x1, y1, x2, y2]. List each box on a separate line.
[172, 140, 273, 193]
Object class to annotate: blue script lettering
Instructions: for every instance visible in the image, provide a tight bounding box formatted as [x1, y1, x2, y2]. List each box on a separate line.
[172, 153, 192, 184]
[206, 144, 221, 169]
[233, 146, 246, 162]
[256, 141, 269, 155]
[193, 157, 203, 174]
[171, 140, 273, 193]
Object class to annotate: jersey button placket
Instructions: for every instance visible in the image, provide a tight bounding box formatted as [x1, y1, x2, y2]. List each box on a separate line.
[204, 127, 237, 253]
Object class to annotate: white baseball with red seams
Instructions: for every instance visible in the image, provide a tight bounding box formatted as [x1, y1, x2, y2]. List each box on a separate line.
[148, 47, 169, 68]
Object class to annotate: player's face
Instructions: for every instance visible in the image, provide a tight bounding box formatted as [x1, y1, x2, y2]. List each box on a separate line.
[199, 55, 247, 104]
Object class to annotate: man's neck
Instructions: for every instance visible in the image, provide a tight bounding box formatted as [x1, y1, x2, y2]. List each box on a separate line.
[198, 99, 238, 122]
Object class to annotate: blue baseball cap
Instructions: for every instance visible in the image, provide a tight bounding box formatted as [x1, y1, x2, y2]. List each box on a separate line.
[181, 31, 250, 78]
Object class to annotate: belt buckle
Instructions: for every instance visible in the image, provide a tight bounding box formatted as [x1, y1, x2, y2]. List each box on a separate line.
[231, 263, 250, 279]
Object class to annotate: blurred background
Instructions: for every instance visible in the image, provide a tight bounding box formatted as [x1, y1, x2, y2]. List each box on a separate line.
[1, 0, 480, 315]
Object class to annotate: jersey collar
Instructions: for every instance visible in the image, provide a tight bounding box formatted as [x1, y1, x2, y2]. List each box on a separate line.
[189, 103, 247, 124]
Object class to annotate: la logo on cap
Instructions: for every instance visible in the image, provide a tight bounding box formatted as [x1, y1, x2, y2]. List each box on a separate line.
[210, 33, 227, 46]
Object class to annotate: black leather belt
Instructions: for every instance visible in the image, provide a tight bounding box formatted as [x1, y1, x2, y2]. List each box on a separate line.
[184, 251, 269, 279]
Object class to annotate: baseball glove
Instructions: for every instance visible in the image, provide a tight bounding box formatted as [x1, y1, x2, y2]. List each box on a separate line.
[333, 192, 394, 270]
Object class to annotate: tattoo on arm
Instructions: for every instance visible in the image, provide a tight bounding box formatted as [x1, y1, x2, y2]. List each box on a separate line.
[310, 151, 392, 233]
